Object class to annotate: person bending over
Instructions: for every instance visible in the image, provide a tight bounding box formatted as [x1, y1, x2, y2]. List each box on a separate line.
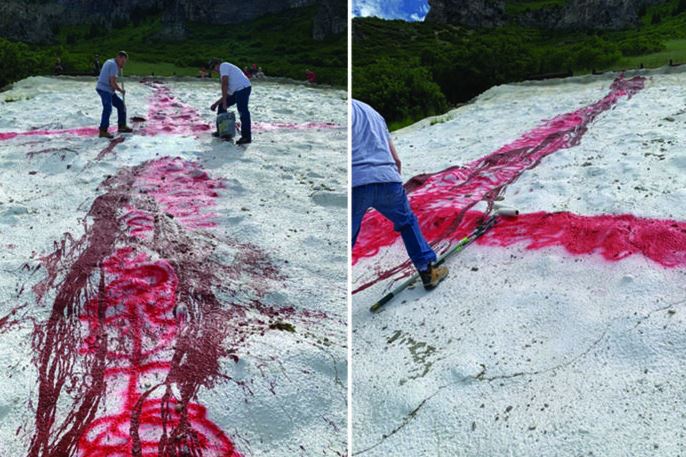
[210, 59, 252, 145]
[352, 99, 448, 289]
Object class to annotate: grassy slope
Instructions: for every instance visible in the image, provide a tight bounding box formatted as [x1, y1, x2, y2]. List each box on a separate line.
[619, 38, 686, 67]
[353, 0, 686, 127]
[1, 6, 346, 87]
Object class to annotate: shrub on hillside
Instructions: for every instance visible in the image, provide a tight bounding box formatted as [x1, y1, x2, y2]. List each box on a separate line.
[619, 36, 665, 56]
[353, 58, 448, 124]
[0, 38, 50, 88]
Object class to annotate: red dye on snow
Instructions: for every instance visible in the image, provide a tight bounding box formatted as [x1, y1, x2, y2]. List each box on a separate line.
[1, 83, 340, 144]
[132, 157, 223, 231]
[27, 158, 298, 457]
[479, 211, 686, 268]
[95, 137, 126, 160]
[0, 127, 100, 141]
[142, 82, 211, 136]
[0, 304, 29, 334]
[352, 76, 647, 291]
[75, 248, 240, 457]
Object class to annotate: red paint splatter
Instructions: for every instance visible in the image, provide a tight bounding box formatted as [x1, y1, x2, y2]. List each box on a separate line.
[75, 248, 240, 457]
[141, 82, 212, 136]
[0, 127, 101, 140]
[132, 157, 223, 231]
[353, 76, 650, 292]
[95, 137, 126, 161]
[26, 157, 302, 457]
[1, 82, 342, 145]
[479, 211, 686, 268]
[0, 304, 29, 334]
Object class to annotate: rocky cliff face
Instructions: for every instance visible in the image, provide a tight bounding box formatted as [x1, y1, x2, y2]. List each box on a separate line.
[312, 0, 347, 40]
[426, 0, 506, 27]
[426, 0, 662, 30]
[0, 0, 344, 43]
[519, 0, 664, 30]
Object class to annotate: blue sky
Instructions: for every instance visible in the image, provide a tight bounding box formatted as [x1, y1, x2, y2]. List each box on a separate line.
[352, 0, 430, 22]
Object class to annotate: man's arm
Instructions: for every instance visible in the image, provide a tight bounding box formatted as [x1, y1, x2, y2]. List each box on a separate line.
[210, 75, 230, 111]
[210, 96, 223, 110]
[221, 75, 229, 109]
[389, 137, 402, 175]
[109, 74, 124, 94]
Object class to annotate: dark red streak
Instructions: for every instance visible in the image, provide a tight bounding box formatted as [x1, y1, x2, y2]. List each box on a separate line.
[352, 76, 657, 293]
[27, 157, 301, 457]
[479, 211, 686, 268]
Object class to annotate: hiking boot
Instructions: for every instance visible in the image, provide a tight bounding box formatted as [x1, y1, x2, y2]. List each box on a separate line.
[419, 263, 449, 290]
[118, 125, 133, 133]
[99, 128, 114, 139]
[236, 137, 251, 145]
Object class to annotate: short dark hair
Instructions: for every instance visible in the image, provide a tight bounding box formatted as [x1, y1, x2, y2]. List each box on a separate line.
[210, 58, 221, 68]
[118, 51, 128, 59]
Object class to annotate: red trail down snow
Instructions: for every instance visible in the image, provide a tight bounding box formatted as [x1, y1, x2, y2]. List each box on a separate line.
[0, 81, 341, 144]
[76, 248, 239, 457]
[478, 211, 686, 268]
[26, 157, 299, 457]
[73, 158, 238, 457]
[141, 81, 212, 136]
[350, 76, 675, 293]
[0, 127, 101, 141]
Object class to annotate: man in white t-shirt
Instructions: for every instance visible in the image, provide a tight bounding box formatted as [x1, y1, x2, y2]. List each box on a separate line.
[210, 59, 252, 144]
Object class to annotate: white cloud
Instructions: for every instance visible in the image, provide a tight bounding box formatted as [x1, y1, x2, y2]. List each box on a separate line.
[353, 0, 429, 21]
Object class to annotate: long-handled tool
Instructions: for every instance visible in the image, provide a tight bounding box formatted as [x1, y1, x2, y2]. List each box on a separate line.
[120, 68, 148, 125]
[369, 205, 519, 313]
[121, 67, 126, 105]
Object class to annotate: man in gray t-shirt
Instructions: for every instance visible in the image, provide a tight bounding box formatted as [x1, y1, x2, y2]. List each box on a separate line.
[95, 51, 132, 138]
[352, 100, 448, 290]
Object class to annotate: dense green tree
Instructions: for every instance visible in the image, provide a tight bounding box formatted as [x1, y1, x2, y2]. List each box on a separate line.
[0, 38, 50, 88]
[353, 57, 448, 125]
[351, 15, 681, 126]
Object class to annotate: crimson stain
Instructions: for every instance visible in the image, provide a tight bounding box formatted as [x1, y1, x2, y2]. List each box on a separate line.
[141, 82, 212, 136]
[0, 82, 342, 144]
[0, 127, 101, 141]
[479, 211, 686, 268]
[28, 157, 297, 457]
[352, 76, 651, 292]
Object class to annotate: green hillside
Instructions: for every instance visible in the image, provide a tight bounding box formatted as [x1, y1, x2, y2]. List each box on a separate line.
[0, 6, 346, 89]
[353, 0, 686, 129]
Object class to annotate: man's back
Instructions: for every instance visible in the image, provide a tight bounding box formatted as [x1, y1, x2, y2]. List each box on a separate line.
[219, 62, 251, 95]
[96, 59, 118, 93]
[351, 99, 402, 187]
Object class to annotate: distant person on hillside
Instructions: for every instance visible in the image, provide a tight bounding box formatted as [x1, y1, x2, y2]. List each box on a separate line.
[256, 67, 265, 78]
[96, 51, 132, 139]
[351, 99, 448, 290]
[54, 58, 64, 75]
[250, 63, 258, 77]
[243, 66, 252, 79]
[209, 59, 252, 145]
[305, 69, 317, 84]
[93, 54, 101, 75]
[199, 66, 208, 78]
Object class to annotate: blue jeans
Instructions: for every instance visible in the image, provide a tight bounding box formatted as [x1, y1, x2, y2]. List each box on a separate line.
[218, 86, 251, 139]
[97, 89, 126, 130]
[352, 182, 436, 272]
